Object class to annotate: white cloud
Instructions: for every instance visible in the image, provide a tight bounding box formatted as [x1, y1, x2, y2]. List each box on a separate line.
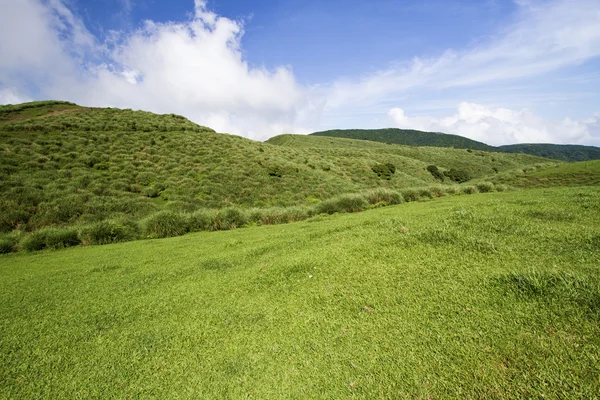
[388, 103, 600, 146]
[326, 0, 600, 109]
[0, 0, 319, 140]
[0, 0, 598, 145]
[0, 88, 31, 105]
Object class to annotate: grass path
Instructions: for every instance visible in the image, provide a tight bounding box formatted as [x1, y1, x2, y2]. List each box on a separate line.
[1, 187, 599, 398]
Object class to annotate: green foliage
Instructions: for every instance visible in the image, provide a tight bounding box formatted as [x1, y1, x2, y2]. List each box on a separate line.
[80, 217, 138, 245]
[311, 128, 600, 161]
[215, 208, 248, 230]
[365, 188, 404, 205]
[371, 163, 396, 180]
[141, 211, 189, 239]
[444, 169, 472, 183]
[43, 228, 81, 249]
[427, 165, 445, 181]
[267, 166, 284, 177]
[476, 182, 495, 193]
[462, 185, 478, 194]
[2, 187, 600, 398]
[188, 209, 218, 232]
[315, 194, 368, 214]
[20, 231, 47, 252]
[401, 189, 421, 202]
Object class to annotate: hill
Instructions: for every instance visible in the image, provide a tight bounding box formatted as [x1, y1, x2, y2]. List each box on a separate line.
[2, 187, 599, 398]
[310, 128, 600, 161]
[0, 101, 548, 249]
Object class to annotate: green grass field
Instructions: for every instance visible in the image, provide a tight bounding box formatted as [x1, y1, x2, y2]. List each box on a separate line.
[2, 187, 599, 399]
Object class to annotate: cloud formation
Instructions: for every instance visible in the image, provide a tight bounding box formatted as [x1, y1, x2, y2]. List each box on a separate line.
[0, 0, 317, 140]
[326, 0, 600, 109]
[0, 0, 599, 145]
[388, 103, 600, 146]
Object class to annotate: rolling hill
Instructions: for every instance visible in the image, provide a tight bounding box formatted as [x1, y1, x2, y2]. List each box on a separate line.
[0, 101, 550, 251]
[310, 128, 600, 161]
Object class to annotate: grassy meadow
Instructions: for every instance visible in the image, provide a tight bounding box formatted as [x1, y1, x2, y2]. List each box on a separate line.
[1, 101, 548, 253]
[1, 187, 599, 398]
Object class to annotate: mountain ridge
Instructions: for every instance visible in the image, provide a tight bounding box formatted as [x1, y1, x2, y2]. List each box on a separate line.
[310, 128, 600, 161]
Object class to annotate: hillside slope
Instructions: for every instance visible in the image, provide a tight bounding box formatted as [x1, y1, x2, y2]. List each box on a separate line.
[1, 101, 545, 237]
[311, 128, 600, 161]
[2, 187, 599, 398]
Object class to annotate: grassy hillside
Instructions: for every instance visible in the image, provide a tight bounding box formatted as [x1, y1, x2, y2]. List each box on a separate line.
[1, 187, 599, 398]
[311, 128, 600, 161]
[487, 160, 600, 188]
[1, 101, 547, 249]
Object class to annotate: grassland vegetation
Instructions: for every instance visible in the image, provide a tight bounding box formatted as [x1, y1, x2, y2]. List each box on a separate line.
[1, 187, 599, 398]
[0, 101, 547, 252]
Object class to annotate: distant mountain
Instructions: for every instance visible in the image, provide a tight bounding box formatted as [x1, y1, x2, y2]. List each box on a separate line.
[310, 129, 600, 162]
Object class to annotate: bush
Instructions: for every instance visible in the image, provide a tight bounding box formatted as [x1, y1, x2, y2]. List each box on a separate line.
[142, 186, 160, 198]
[81, 217, 139, 244]
[444, 169, 472, 183]
[141, 211, 189, 238]
[0, 235, 18, 254]
[267, 166, 283, 178]
[188, 209, 217, 232]
[462, 186, 478, 195]
[476, 182, 495, 193]
[44, 228, 80, 249]
[401, 189, 420, 202]
[495, 184, 508, 192]
[427, 165, 445, 181]
[371, 163, 395, 180]
[365, 188, 404, 205]
[428, 186, 446, 197]
[215, 208, 248, 230]
[315, 194, 368, 214]
[20, 231, 47, 252]
[254, 207, 310, 225]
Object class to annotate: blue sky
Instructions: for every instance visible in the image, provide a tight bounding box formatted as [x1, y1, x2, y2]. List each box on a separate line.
[0, 0, 599, 145]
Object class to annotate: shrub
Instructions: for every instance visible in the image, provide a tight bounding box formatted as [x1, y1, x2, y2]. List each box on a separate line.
[365, 188, 404, 205]
[428, 186, 446, 197]
[495, 184, 508, 192]
[426, 165, 445, 181]
[44, 228, 80, 249]
[267, 166, 283, 178]
[188, 209, 218, 232]
[401, 189, 420, 202]
[476, 182, 495, 193]
[20, 231, 47, 252]
[0, 234, 18, 254]
[256, 207, 310, 225]
[444, 169, 472, 183]
[315, 194, 368, 214]
[462, 186, 478, 195]
[371, 163, 395, 180]
[215, 207, 248, 230]
[141, 211, 189, 238]
[419, 189, 434, 199]
[81, 217, 139, 244]
[142, 186, 160, 198]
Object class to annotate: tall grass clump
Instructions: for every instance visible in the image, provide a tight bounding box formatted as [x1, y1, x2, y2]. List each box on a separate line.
[462, 185, 479, 195]
[315, 194, 368, 214]
[214, 208, 248, 230]
[141, 211, 189, 238]
[251, 207, 310, 225]
[187, 209, 218, 232]
[476, 182, 495, 193]
[365, 188, 404, 206]
[43, 228, 80, 249]
[81, 216, 139, 244]
[20, 231, 47, 252]
[401, 189, 420, 202]
[0, 233, 20, 254]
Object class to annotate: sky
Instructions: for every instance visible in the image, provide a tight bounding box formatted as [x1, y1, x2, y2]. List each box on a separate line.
[0, 0, 599, 145]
